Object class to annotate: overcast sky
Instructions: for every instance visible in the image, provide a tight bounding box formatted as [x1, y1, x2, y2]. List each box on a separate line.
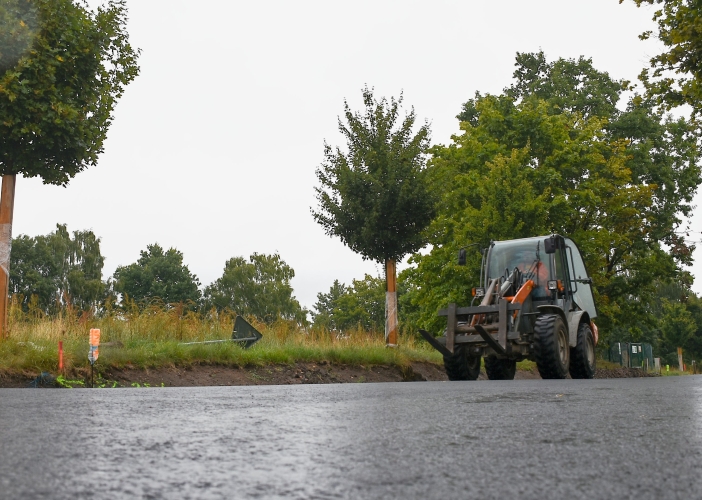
[12, 0, 702, 310]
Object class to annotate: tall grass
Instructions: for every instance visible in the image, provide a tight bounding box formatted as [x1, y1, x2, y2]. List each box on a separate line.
[0, 299, 443, 374]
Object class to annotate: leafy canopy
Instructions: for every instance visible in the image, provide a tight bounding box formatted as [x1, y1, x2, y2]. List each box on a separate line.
[404, 52, 701, 337]
[10, 224, 106, 313]
[622, 0, 702, 114]
[312, 275, 386, 332]
[313, 86, 436, 263]
[113, 244, 201, 307]
[0, 0, 139, 184]
[0, 0, 40, 74]
[661, 299, 697, 350]
[204, 253, 305, 324]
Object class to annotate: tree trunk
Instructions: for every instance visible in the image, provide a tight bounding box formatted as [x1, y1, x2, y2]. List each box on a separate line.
[385, 258, 398, 347]
[0, 174, 16, 339]
[678, 347, 684, 372]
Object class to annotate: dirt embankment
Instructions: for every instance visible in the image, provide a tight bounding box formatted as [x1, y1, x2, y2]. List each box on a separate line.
[0, 362, 657, 388]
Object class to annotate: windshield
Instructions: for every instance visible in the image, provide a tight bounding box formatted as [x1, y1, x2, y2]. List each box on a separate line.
[487, 237, 552, 299]
[564, 237, 597, 319]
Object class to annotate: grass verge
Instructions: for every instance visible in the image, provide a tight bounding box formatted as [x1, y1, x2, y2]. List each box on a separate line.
[0, 307, 443, 375]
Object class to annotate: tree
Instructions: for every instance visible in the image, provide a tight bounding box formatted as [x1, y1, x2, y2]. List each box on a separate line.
[113, 244, 201, 307]
[0, 0, 139, 335]
[10, 234, 56, 313]
[622, 0, 702, 114]
[661, 299, 697, 370]
[10, 224, 106, 314]
[684, 292, 702, 362]
[311, 279, 347, 330]
[312, 87, 436, 345]
[204, 253, 305, 324]
[0, 0, 139, 183]
[312, 275, 386, 332]
[404, 52, 701, 337]
[401, 148, 552, 332]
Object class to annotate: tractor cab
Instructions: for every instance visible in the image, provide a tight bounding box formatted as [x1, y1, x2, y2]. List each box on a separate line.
[484, 235, 597, 320]
[486, 237, 553, 301]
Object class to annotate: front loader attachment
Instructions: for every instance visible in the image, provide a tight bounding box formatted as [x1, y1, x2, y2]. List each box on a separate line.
[419, 328, 452, 357]
[423, 299, 523, 356]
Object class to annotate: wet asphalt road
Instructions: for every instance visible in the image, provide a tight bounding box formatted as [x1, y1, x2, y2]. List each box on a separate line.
[0, 377, 701, 499]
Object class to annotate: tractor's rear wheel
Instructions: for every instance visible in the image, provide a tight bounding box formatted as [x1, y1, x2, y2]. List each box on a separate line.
[569, 322, 596, 379]
[443, 346, 481, 381]
[484, 357, 517, 380]
[534, 314, 570, 379]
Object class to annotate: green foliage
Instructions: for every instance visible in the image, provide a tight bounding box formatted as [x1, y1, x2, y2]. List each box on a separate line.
[653, 287, 702, 364]
[10, 223, 106, 313]
[313, 274, 386, 332]
[684, 293, 702, 359]
[504, 51, 626, 118]
[55, 374, 84, 388]
[113, 244, 201, 307]
[0, 0, 40, 74]
[406, 52, 701, 335]
[313, 86, 437, 263]
[0, 0, 139, 184]
[623, 0, 702, 115]
[204, 252, 305, 324]
[403, 155, 551, 330]
[311, 279, 347, 330]
[661, 299, 697, 349]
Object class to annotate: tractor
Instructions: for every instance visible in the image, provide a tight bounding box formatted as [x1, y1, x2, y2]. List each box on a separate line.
[419, 234, 599, 380]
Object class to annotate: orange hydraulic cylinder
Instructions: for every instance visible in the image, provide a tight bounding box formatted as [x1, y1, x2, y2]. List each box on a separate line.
[511, 280, 534, 318]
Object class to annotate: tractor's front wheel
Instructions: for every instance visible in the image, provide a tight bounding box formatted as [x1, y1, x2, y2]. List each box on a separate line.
[534, 314, 570, 379]
[443, 346, 481, 381]
[484, 357, 517, 380]
[569, 322, 596, 379]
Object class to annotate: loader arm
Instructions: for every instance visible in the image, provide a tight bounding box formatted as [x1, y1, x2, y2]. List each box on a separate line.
[511, 279, 534, 318]
[470, 278, 499, 326]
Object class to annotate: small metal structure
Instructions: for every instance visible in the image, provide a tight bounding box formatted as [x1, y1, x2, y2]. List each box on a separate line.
[180, 316, 263, 349]
[231, 316, 263, 348]
[606, 342, 654, 370]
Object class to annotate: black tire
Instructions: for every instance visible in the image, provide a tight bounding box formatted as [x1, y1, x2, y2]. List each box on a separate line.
[443, 346, 481, 381]
[533, 314, 570, 379]
[484, 356, 517, 380]
[569, 322, 596, 379]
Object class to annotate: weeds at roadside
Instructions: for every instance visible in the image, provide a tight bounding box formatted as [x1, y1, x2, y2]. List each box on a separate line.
[0, 303, 443, 374]
[56, 375, 84, 388]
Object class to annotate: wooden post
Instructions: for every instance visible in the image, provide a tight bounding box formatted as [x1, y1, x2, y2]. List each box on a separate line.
[0, 174, 16, 339]
[385, 258, 398, 347]
[678, 347, 684, 372]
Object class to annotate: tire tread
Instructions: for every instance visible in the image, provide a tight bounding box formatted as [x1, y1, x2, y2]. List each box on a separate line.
[533, 314, 569, 379]
[484, 357, 517, 380]
[569, 322, 596, 379]
[443, 346, 480, 381]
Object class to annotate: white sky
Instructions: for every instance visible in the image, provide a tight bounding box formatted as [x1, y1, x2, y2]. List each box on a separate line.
[12, 0, 702, 310]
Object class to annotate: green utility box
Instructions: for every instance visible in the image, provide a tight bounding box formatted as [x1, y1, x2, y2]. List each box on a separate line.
[607, 342, 654, 370]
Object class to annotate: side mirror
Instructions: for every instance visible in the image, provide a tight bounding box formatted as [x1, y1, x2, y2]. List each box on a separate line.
[544, 236, 557, 254]
[458, 248, 466, 266]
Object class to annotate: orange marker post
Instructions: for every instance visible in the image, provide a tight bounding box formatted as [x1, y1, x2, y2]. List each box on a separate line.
[88, 329, 101, 387]
[58, 341, 63, 371]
